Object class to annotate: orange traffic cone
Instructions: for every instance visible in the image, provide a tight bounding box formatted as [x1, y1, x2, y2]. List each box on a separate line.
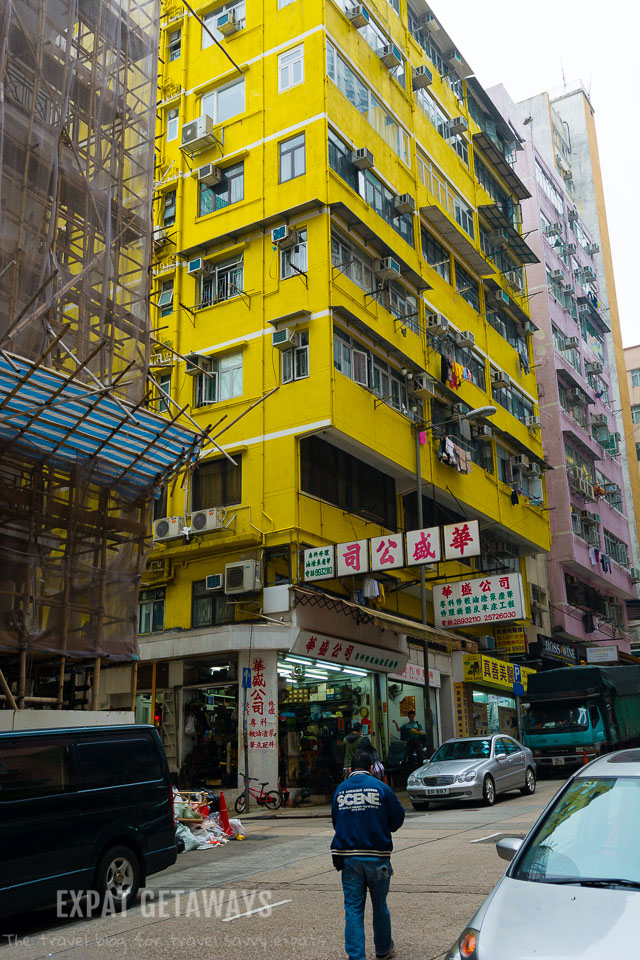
[218, 791, 234, 837]
[582, 751, 589, 766]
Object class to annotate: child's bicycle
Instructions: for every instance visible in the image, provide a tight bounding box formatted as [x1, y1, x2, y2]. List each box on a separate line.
[235, 773, 283, 813]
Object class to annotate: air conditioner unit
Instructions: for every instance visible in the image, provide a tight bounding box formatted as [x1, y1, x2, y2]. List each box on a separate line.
[187, 256, 205, 275]
[451, 402, 465, 417]
[394, 194, 415, 215]
[583, 268, 596, 282]
[478, 635, 496, 651]
[424, 314, 448, 335]
[491, 370, 511, 389]
[271, 225, 298, 248]
[472, 424, 493, 441]
[457, 330, 475, 348]
[565, 336, 580, 349]
[586, 361, 603, 374]
[205, 573, 224, 591]
[568, 208, 579, 222]
[272, 328, 296, 350]
[493, 320, 507, 338]
[613, 431, 621, 441]
[494, 289, 509, 305]
[153, 226, 170, 247]
[512, 454, 530, 469]
[191, 507, 226, 533]
[197, 163, 222, 185]
[375, 256, 402, 280]
[525, 415, 541, 428]
[346, 3, 370, 28]
[181, 115, 216, 152]
[412, 374, 435, 398]
[412, 65, 433, 89]
[527, 462, 542, 477]
[591, 413, 607, 426]
[517, 320, 534, 336]
[489, 229, 509, 249]
[224, 559, 263, 595]
[184, 352, 209, 375]
[351, 147, 374, 169]
[423, 13, 440, 33]
[446, 48, 463, 68]
[153, 516, 186, 541]
[216, 11, 240, 35]
[630, 567, 640, 583]
[448, 116, 468, 137]
[562, 281, 576, 293]
[587, 242, 600, 255]
[568, 387, 583, 400]
[379, 44, 402, 69]
[544, 223, 562, 237]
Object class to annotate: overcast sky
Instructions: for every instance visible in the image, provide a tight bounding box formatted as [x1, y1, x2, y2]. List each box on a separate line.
[435, 2, 638, 348]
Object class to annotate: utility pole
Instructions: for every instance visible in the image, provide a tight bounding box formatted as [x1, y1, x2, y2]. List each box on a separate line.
[415, 423, 435, 756]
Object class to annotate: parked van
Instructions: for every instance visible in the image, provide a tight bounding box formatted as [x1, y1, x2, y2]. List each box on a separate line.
[0, 725, 177, 918]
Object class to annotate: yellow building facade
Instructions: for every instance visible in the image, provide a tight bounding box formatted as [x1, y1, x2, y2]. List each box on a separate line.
[112, 0, 551, 796]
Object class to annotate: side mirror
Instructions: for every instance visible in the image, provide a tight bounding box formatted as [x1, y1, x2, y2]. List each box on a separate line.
[495, 752, 506, 760]
[496, 837, 523, 862]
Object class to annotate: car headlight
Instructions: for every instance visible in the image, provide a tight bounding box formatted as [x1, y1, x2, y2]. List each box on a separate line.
[456, 768, 477, 783]
[407, 773, 420, 786]
[445, 927, 479, 960]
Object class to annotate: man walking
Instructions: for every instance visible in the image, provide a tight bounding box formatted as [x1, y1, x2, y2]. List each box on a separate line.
[342, 720, 363, 778]
[331, 749, 405, 960]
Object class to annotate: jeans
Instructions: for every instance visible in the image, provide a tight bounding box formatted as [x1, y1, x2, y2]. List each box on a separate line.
[341, 856, 393, 960]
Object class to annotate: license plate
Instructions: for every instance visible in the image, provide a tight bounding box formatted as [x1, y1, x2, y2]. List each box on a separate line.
[426, 788, 449, 795]
[552, 757, 565, 766]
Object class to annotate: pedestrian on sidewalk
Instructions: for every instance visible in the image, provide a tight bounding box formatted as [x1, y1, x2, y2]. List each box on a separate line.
[331, 749, 405, 960]
[342, 720, 363, 778]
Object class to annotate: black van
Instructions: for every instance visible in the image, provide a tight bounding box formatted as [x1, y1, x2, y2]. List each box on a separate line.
[0, 725, 177, 917]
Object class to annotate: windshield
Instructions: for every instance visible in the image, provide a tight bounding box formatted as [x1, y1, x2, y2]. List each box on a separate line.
[524, 702, 589, 733]
[431, 740, 491, 762]
[514, 777, 640, 887]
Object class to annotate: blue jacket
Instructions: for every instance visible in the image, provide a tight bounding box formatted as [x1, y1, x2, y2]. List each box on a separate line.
[331, 771, 405, 858]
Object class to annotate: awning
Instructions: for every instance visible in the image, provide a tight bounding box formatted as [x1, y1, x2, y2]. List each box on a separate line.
[479, 204, 539, 264]
[420, 205, 493, 276]
[577, 295, 611, 333]
[472, 130, 531, 201]
[483, 277, 531, 326]
[0, 352, 199, 500]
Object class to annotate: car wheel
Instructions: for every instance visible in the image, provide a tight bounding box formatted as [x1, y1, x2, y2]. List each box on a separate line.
[93, 845, 140, 913]
[411, 800, 430, 811]
[520, 767, 536, 796]
[482, 775, 496, 806]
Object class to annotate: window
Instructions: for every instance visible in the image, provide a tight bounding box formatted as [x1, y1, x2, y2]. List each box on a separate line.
[201, 78, 245, 124]
[168, 29, 181, 61]
[637, 442, 640, 462]
[200, 256, 243, 307]
[192, 580, 235, 628]
[203, 2, 246, 46]
[337, 1, 405, 86]
[138, 587, 165, 634]
[632, 405, 640, 425]
[631, 368, 640, 388]
[278, 45, 304, 92]
[192, 455, 242, 509]
[281, 228, 307, 278]
[0, 740, 72, 800]
[493, 376, 535, 422]
[333, 326, 416, 415]
[455, 262, 480, 312]
[279, 133, 305, 182]
[278, 0, 296, 6]
[415, 89, 468, 165]
[416, 151, 475, 239]
[157, 278, 174, 317]
[328, 129, 359, 192]
[158, 372, 171, 414]
[535, 163, 564, 215]
[162, 190, 176, 227]
[326, 40, 409, 163]
[195, 351, 243, 406]
[300, 435, 397, 528]
[166, 108, 179, 142]
[363, 169, 413, 245]
[199, 162, 244, 216]
[331, 228, 376, 299]
[421, 227, 450, 282]
[77, 739, 159, 788]
[282, 330, 309, 383]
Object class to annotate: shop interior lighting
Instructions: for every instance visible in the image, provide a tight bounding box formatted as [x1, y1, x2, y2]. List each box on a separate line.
[284, 655, 315, 665]
[342, 667, 368, 676]
[312, 661, 342, 671]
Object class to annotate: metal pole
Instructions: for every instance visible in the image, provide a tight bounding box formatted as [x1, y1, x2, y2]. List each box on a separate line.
[242, 683, 250, 812]
[415, 424, 434, 756]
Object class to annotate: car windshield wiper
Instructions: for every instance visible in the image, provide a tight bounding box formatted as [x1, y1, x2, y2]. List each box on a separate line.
[543, 877, 640, 890]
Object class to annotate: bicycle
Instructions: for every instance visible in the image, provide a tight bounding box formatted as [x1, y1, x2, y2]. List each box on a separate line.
[234, 773, 283, 813]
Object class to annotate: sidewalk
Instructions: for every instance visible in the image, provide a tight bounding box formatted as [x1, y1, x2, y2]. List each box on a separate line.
[241, 790, 412, 819]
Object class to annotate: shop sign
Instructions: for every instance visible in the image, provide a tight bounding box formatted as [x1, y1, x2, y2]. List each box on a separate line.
[245, 656, 277, 749]
[370, 535, 404, 572]
[453, 682, 471, 737]
[405, 527, 441, 566]
[586, 645, 618, 663]
[495, 623, 527, 655]
[303, 545, 335, 581]
[291, 630, 408, 673]
[433, 573, 526, 628]
[336, 539, 369, 576]
[462, 653, 535, 692]
[538, 635, 578, 664]
[388, 663, 441, 688]
[443, 520, 480, 561]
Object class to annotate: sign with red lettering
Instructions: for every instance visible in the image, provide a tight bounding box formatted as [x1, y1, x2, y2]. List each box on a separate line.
[370, 535, 404, 571]
[433, 573, 526, 628]
[443, 520, 480, 561]
[291, 630, 408, 673]
[336, 539, 369, 577]
[405, 527, 441, 566]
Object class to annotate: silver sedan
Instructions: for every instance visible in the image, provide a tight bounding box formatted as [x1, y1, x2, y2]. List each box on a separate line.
[407, 734, 536, 809]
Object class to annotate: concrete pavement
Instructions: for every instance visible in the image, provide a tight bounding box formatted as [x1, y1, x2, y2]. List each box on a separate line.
[1, 779, 565, 960]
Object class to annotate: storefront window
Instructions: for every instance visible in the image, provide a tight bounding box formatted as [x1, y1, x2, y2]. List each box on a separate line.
[471, 689, 517, 736]
[182, 657, 239, 788]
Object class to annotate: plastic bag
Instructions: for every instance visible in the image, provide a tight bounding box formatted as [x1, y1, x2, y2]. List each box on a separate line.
[176, 823, 199, 852]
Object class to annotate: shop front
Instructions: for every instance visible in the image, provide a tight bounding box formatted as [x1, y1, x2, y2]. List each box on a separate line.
[453, 653, 536, 739]
[387, 654, 442, 752]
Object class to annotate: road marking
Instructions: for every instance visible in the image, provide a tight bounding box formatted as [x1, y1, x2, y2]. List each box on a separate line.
[470, 832, 501, 843]
[221, 898, 292, 922]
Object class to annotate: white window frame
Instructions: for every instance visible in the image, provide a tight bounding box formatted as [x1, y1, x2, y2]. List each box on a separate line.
[168, 29, 181, 61]
[200, 256, 244, 308]
[280, 228, 307, 279]
[282, 331, 309, 383]
[201, 77, 245, 125]
[202, 2, 246, 47]
[166, 107, 179, 142]
[158, 372, 172, 414]
[279, 132, 305, 183]
[195, 352, 243, 407]
[278, 44, 304, 92]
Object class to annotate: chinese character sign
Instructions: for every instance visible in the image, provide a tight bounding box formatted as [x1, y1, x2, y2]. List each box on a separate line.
[406, 527, 441, 566]
[304, 545, 335, 581]
[462, 653, 535, 692]
[433, 573, 526, 628]
[443, 520, 480, 561]
[336, 539, 370, 577]
[370, 535, 404, 572]
[291, 631, 408, 673]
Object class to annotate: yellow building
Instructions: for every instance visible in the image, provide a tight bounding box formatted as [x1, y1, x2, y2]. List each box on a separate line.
[105, 0, 551, 796]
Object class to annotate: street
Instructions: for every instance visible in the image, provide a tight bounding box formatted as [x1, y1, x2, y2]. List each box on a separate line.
[1, 779, 564, 960]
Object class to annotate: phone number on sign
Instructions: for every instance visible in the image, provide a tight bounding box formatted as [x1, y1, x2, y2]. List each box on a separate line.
[441, 611, 517, 627]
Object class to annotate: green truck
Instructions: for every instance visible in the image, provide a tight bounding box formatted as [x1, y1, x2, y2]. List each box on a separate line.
[521, 665, 640, 774]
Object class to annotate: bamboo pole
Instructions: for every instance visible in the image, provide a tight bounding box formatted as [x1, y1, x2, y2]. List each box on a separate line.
[0, 668, 18, 710]
[18, 650, 27, 708]
[130, 659, 138, 713]
[91, 657, 101, 710]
